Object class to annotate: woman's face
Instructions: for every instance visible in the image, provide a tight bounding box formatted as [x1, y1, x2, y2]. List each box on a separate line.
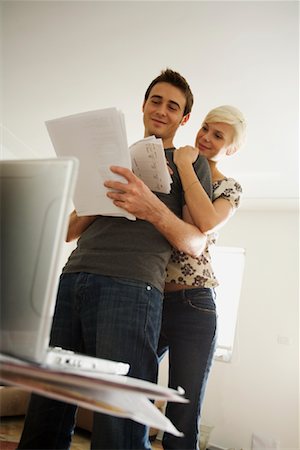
[195, 122, 235, 162]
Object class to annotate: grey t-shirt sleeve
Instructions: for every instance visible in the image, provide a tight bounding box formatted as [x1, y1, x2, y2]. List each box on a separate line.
[193, 154, 212, 199]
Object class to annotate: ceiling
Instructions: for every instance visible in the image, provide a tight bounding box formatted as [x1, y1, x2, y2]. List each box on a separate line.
[1, 1, 299, 210]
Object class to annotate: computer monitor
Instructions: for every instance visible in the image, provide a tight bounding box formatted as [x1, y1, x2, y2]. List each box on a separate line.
[0, 158, 78, 361]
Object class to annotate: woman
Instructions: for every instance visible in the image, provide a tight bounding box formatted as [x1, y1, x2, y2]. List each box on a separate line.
[158, 105, 247, 450]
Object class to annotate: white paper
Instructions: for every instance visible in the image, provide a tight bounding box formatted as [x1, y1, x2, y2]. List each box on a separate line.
[73, 389, 182, 436]
[0, 354, 186, 436]
[130, 136, 172, 194]
[45, 108, 135, 220]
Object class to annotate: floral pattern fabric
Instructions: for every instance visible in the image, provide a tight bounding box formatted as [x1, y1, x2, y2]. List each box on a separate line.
[165, 177, 242, 288]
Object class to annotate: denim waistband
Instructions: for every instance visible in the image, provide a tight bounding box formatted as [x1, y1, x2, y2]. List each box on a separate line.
[164, 287, 214, 301]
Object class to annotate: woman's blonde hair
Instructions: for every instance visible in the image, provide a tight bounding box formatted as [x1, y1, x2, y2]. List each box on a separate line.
[203, 105, 247, 150]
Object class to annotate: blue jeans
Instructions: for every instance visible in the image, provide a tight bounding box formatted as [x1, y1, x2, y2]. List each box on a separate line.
[18, 272, 163, 450]
[157, 288, 217, 450]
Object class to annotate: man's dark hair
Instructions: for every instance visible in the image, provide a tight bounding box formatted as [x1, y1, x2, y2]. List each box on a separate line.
[144, 68, 194, 117]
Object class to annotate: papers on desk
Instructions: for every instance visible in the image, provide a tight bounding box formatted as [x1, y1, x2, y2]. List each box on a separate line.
[45, 108, 171, 220]
[0, 354, 186, 436]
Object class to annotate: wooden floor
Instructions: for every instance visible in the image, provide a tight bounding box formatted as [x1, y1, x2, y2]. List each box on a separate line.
[0, 416, 163, 449]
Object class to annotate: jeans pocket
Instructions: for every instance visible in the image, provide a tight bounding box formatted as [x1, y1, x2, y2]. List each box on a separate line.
[185, 288, 216, 314]
[110, 276, 153, 290]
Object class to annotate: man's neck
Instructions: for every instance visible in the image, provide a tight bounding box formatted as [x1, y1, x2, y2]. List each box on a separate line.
[163, 139, 175, 149]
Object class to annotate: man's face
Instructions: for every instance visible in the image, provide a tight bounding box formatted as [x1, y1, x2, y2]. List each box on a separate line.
[143, 82, 189, 146]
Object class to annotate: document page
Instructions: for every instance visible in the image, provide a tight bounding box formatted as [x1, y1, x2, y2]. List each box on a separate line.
[46, 108, 135, 220]
[130, 136, 172, 194]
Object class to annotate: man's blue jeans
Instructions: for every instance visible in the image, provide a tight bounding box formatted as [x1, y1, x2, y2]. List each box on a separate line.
[157, 288, 217, 450]
[18, 272, 163, 450]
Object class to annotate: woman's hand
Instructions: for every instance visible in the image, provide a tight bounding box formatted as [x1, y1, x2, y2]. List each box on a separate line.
[174, 145, 199, 168]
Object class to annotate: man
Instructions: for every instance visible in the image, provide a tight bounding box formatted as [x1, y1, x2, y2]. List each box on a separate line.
[18, 69, 212, 450]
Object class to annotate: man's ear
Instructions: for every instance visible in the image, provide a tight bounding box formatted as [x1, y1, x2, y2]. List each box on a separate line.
[180, 113, 190, 126]
[226, 144, 238, 156]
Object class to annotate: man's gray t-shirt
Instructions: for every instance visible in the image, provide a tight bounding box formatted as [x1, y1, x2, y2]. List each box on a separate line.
[63, 150, 212, 292]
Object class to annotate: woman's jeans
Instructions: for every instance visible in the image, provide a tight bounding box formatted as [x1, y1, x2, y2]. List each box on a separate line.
[157, 288, 217, 450]
[17, 272, 163, 450]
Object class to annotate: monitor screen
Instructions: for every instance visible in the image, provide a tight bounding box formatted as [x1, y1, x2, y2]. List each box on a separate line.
[0, 158, 78, 361]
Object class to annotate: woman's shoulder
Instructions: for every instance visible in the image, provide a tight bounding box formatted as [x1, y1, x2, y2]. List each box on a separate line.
[213, 177, 243, 208]
[213, 176, 242, 192]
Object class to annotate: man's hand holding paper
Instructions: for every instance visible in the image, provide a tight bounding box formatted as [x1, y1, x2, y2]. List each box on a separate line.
[104, 166, 165, 222]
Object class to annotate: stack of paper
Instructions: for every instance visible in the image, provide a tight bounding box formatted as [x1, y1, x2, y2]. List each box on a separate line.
[46, 108, 134, 220]
[0, 354, 187, 436]
[45, 108, 172, 220]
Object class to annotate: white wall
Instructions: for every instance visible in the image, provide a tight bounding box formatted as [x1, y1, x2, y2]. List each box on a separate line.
[200, 208, 299, 449]
[1, 1, 299, 202]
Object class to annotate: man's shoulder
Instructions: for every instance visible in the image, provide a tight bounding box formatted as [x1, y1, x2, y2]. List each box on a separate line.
[194, 155, 212, 198]
[194, 154, 210, 171]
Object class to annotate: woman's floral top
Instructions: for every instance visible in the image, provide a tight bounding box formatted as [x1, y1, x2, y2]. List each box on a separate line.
[166, 177, 242, 288]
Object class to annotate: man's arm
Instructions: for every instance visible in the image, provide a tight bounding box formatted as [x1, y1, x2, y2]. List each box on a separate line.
[66, 210, 97, 242]
[104, 166, 207, 258]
